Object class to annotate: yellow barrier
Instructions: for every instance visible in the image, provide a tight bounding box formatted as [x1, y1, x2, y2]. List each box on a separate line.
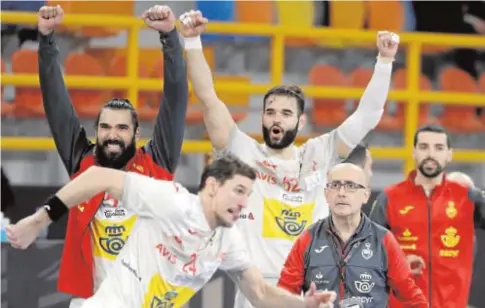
[1, 11, 485, 174]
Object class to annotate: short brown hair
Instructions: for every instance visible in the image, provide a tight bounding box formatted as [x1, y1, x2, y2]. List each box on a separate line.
[198, 152, 256, 191]
[263, 85, 305, 115]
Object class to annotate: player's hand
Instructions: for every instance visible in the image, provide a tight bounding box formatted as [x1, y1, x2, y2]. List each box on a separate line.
[407, 254, 426, 275]
[304, 282, 337, 308]
[6, 210, 49, 250]
[142, 5, 176, 33]
[376, 30, 399, 59]
[38, 5, 64, 36]
[178, 10, 209, 38]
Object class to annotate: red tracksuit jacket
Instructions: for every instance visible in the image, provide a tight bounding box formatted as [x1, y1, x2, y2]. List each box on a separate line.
[370, 171, 485, 308]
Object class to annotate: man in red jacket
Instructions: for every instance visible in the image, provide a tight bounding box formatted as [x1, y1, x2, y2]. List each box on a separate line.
[8, 4, 188, 307]
[278, 163, 428, 307]
[370, 124, 485, 308]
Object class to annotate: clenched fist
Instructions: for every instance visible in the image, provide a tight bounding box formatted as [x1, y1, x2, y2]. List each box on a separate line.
[142, 5, 175, 33]
[38, 5, 64, 36]
[178, 10, 209, 38]
[376, 31, 400, 59]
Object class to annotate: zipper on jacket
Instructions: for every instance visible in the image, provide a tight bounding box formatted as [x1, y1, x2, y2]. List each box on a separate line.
[427, 197, 432, 307]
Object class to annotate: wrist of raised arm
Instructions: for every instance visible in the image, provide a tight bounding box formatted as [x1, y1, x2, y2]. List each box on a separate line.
[159, 28, 182, 51]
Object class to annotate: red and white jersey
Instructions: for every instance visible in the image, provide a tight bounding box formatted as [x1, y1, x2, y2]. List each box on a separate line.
[220, 127, 340, 308]
[81, 173, 251, 308]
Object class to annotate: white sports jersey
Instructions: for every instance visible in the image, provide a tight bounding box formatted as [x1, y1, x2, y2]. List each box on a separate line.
[220, 127, 340, 308]
[81, 173, 251, 308]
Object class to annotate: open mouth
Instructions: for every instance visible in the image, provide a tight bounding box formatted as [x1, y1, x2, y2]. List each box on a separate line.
[270, 126, 283, 138]
[107, 144, 122, 152]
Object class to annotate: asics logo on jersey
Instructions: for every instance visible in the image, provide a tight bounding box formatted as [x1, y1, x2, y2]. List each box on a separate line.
[275, 209, 307, 236]
[314, 245, 328, 253]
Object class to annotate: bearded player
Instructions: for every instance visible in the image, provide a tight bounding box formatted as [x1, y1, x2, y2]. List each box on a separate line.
[370, 124, 485, 307]
[179, 9, 399, 308]
[22, 4, 188, 307]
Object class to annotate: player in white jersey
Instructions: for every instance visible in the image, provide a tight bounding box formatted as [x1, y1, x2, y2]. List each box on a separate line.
[8, 154, 337, 308]
[179, 9, 399, 308]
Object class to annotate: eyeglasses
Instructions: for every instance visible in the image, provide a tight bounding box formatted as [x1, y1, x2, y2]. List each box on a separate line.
[326, 181, 366, 193]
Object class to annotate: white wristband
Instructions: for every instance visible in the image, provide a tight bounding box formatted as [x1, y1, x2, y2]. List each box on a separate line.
[184, 36, 202, 50]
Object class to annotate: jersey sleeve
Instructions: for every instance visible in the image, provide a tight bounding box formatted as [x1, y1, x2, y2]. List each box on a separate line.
[299, 130, 341, 186]
[145, 29, 188, 174]
[39, 32, 92, 175]
[219, 226, 251, 274]
[277, 229, 312, 295]
[382, 231, 428, 307]
[369, 192, 391, 229]
[121, 172, 189, 222]
[216, 126, 258, 165]
[468, 187, 485, 229]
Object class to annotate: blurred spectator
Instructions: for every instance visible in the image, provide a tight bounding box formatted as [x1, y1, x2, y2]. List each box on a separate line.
[1, 1, 45, 47]
[412, 1, 485, 80]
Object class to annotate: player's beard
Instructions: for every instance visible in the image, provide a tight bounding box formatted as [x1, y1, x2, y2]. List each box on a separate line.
[262, 122, 298, 150]
[418, 157, 444, 179]
[95, 136, 136, 170]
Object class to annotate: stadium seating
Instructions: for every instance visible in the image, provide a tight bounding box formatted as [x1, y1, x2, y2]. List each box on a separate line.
[392, 68, 436, 129]
[438, 67, 484, 132]
[64, 52, 110, 118]
[107, 53, 156, 121]
[479, 72, 485, 124]
[309, 64, 348, 127]
[11, 49, 44, 118]
[195, 0, 235, 42]
[275, 1, 316, 47]
[366, 1, 404, 31]
[1, 57, 14, 117]
[46, 0, 134, 38]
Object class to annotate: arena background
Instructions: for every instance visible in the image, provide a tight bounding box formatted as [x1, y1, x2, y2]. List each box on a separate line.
[1, 0, 485, 307]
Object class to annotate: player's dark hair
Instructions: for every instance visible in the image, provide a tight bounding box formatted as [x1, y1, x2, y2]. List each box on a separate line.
[413, 124, 451, 148]
[263, 85, 305, 115]
[343, 143, 369, 168]
[198, 153, 257, 191]
[94, 98, 139, 132]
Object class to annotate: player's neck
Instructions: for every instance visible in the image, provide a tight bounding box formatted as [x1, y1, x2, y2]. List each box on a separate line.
[331, 213, 361, 243]
[199, 192, 217, 230]
[266, 145, 294, 160]
[414, 171, 444, 193]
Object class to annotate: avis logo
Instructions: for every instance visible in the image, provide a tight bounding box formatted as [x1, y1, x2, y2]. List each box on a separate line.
[99, 225, 126, 256]
[239, 212, 255, 220]
[275, 209, 307, 236]
[354, 272, 375, 294]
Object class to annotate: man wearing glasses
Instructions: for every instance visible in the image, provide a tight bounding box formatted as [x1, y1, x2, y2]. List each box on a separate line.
[277, 163, 427, 308]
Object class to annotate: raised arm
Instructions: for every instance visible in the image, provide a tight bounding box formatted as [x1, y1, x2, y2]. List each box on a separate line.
[469, 187, 485, 229]
[38, 6, 91, 175]
[142, 6, 188, 173]
[179, 10, 236, 150]
[334, 31, 398, 158]
[6, 167, 186, 249]
[369, 191, 391, 229]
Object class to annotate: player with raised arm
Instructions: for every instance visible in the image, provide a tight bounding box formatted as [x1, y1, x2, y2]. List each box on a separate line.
[8, 155, 336, 308]
[14, 4, 188, 306]
[179, 9, 398, 308]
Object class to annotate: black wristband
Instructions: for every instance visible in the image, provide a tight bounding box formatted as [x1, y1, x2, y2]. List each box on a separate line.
[43, 195, 68, 222]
